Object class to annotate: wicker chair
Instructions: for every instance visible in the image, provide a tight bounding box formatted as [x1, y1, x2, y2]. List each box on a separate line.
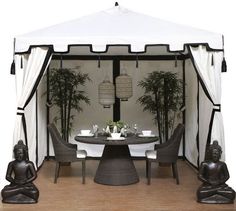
[48, 123, 87, 184]
[145, 124, 185, 185]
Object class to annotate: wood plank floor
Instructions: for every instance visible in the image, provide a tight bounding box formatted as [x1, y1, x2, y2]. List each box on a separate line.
[1, 159, 235, 211]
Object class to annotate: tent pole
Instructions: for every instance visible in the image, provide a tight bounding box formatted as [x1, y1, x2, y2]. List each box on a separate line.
[182, 59, 186, 160]
[197, 79, 200, 168]
[36, 90, 39, 167]
[113, 58, 120, 121]
[46, 67, 50, 160]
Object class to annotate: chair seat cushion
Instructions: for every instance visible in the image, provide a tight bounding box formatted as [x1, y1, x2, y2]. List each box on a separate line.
[76, 150, 87, 159]
[145, 150, 157, 159]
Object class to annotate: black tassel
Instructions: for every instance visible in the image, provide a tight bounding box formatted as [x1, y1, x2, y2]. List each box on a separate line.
[221, 57, 227, 72]
[20, 56, 23, 68]
[115, 2, 119, 6]
[211, 54, 214, 66]
[10, 60, 16, 75]
[11, 38, 16, 75]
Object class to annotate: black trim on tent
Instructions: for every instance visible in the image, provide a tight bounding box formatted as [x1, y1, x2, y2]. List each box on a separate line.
[16, 109, 28, 147]
[14, 43, 223, 55]
[205, 105, 221, 160]
[197, 80, 200, 168]
[52, 54, 188, 61]
[36, 90, 39, 168]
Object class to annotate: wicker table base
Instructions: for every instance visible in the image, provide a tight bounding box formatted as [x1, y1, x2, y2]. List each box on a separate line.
[94, 145, 139, 185]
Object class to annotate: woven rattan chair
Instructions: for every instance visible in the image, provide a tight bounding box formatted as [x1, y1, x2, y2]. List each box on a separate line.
[48, 123, 87, 184]
[145, 124, 184, 185]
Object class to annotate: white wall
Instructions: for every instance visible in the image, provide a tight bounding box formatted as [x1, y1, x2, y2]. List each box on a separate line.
[0, 0, 235, 189]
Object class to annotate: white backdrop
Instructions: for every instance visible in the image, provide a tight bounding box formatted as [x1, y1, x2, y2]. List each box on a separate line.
[0, 0, 235, 190]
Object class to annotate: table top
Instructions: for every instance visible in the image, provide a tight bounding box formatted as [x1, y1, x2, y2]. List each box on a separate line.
[74, 134, 159, 145]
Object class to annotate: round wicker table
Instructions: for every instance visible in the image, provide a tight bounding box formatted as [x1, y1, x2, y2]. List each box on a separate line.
[74, 135, 158, 186]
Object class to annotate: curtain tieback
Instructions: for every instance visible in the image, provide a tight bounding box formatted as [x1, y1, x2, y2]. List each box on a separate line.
[17, 107, 24, 115]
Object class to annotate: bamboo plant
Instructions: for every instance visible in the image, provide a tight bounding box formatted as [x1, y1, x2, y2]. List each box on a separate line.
[48, 67, 91, 142]
[137, 71, 183, 143]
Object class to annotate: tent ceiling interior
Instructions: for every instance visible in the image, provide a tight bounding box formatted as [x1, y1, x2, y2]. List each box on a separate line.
[12, 4, 225, 171]
[53, 45, 189, 56]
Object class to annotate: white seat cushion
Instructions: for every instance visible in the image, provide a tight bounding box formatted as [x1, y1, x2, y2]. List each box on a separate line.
[145, 150, 157, 159]
[76, 150, 87, 159]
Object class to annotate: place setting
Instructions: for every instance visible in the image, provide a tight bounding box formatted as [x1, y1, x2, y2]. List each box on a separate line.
[138, 130, 157, 138]
[77, 129, 94, 137]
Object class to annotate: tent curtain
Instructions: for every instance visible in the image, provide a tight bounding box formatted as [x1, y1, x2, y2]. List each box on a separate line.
[189, 45, 225, 159]
[13, 47, 52, 161]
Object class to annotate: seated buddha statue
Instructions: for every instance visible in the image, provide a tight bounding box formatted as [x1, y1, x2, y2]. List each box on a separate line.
[1, 140, 39, 203]
[197, 140, 235, 204]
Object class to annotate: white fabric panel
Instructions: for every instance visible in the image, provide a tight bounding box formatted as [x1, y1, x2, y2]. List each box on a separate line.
[190, 46, 222, 104]
[24, 95, 37, 165]
[13, 47, 50, 146]
[199, 85, 213, 163]
[185, 59, 198, 166]
[13, 47, 51, 169]
[15, 6, 222, 53]
[190, 46, 224, 156]
[212, 112, 225, 160]
[37, 77, 48, 166]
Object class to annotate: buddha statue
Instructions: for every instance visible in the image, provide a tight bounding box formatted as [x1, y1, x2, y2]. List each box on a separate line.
[197, 140, 235, 204]
[1, 140, 39, 203]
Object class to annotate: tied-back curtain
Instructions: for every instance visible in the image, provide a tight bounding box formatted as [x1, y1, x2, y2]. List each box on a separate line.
[189, 45, 225, 160]
[13, 47, 52, 153]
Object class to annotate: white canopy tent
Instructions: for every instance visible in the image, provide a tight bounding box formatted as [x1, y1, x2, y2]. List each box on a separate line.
[12, 4, 225, 169]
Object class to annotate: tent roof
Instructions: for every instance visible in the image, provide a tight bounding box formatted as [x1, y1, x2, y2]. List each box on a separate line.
[15, 5, 223, 54]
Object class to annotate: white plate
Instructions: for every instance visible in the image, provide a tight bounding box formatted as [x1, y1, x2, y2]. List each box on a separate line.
[107, 137, 126, 141]
[138, 134, 156, 137]
[77, 133, 94, 137]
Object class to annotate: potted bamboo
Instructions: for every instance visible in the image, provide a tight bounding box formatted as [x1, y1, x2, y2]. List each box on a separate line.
[137, 71, 183, 144]
[48, 67, 91, 142]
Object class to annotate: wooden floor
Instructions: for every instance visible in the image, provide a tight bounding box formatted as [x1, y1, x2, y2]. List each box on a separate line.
[1, 159, 235, 211]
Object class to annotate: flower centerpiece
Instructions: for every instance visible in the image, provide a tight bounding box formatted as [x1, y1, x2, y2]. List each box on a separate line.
[104, 120, 127, 137]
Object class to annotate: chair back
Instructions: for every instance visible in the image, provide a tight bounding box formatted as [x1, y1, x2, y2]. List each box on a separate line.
[48, 123, 76, 162]
[156, 124, 185, 163]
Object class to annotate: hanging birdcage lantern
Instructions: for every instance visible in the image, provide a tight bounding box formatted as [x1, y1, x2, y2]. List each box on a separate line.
[115, 69, 133, 101]
[98, 76, 115, 108]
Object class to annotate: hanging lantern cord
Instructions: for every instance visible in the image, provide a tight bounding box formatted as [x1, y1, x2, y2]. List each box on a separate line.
[175, 53, 178, 68]
[60, 54, 63, 69]
[98, 55, 101, 68]
[136, 54, 139, 68]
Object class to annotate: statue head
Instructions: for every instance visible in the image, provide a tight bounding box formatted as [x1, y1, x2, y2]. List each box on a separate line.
[13, 140, 28, 161]
[209, 140, 222, 162]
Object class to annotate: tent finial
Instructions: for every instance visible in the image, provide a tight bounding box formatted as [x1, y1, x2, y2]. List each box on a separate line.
[115, 2, 119, 6]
